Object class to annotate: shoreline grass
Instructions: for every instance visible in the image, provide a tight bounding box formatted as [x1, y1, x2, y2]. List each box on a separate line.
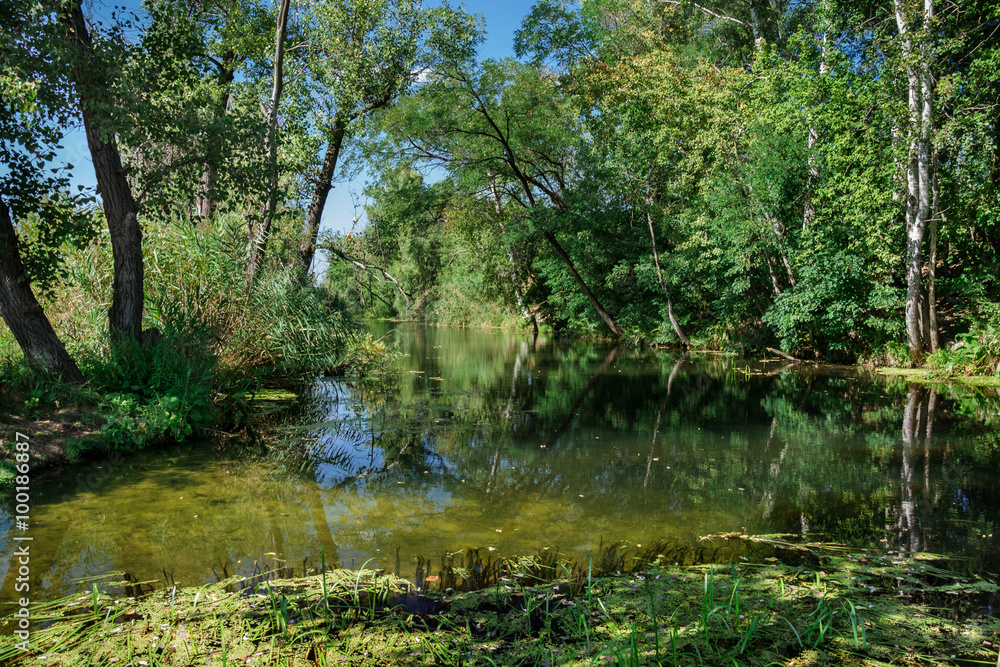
[2, 546, 997, 666]
[875, 367, 1000, 388]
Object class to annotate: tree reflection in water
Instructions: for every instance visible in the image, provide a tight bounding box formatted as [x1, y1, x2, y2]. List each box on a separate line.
[3, 325, 1000, 604]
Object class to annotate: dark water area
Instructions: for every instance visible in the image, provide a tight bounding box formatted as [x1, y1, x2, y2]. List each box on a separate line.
[3, 322, 1000, 604]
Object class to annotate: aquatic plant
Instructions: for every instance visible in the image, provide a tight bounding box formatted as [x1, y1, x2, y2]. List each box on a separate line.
[3, 546, 997, 666]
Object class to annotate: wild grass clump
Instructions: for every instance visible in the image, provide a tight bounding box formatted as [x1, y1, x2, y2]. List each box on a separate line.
[0, 212, 383, 463]
[224, 271, 348, 382]
[0, 355, 102, 418]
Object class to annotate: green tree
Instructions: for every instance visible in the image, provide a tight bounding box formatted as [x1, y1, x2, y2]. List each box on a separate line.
[295, 0, 477, 282]
[63, 0, 147, 344]
[244, 0, 291, 285]
[0, 0, 94, 380]
[127, 0, 274, 222]
[386, 58, 626, 337]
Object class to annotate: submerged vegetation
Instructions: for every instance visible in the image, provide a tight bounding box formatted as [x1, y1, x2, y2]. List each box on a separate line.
[2, 540, 998, 666]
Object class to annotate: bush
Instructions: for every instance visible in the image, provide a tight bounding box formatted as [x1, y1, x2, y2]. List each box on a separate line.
[926, 328, 1000, 376]
[860, 341, 912, 368]
[1, 211, 370, 457]
[763, 251, 902, 361]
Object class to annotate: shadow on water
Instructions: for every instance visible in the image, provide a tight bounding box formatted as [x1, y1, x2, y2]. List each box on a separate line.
[3, 323, 1000, 606]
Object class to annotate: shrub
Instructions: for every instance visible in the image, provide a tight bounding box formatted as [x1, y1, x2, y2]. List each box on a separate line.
[1, 211, 368, 456]
[926, 328, 1000, 376]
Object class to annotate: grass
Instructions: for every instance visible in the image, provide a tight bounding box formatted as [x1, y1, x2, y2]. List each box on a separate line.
[876, 367, 1000, 388]
[0, 217, 400, 496]
[2, 547, 998, 666]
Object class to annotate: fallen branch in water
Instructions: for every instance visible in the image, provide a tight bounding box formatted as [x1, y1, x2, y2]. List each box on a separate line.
[766, 347, 801, 362]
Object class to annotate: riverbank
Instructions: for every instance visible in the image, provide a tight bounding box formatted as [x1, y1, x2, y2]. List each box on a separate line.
[2, 546, 997, 666]
[0, 316, 394, 498]
[877, 367, 1000, 389]
[0, 381, 304, 494]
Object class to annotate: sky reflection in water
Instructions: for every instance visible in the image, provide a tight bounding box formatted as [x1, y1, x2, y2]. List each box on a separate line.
[2, 323, 999, 603]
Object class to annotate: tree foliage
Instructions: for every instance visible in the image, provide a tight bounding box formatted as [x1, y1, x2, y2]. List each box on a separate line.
[3, 0, 1000, 368]
[329, 0, 1000, 364]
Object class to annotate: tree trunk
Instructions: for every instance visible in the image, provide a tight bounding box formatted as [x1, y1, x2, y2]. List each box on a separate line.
[65, 1, 144, 344]
[666, 296, 688, 346]
[763, 249, 783, 296]
[195, 166, 216, 220]
[896, 0, 934, 363]
[644, 206, 690, 346]
[0, 200, 84, 383]
[297, 118, 347, 282]
[749, 2, 764, 44]
[542, 230, 624, 337]
[196, 55, 235, 222]
[246, 0, 291, 286]
[927, 148, 941, 352]
[917, 281, 931, 346]
[919, 0, 938, 353]
[803, 32, 828, 231]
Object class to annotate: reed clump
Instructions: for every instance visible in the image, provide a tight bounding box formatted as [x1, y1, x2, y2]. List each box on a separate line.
[0, 215, 393, 482]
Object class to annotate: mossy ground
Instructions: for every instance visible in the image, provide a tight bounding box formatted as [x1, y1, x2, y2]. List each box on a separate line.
[2, 549, 998, 666]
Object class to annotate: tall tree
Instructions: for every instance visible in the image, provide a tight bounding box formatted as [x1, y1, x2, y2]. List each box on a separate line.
[63, 0, 145, 343]
[186, 0, 265, 220]
[0, 1, 93, 380]
[245, 0, 291, 285]
[296, 0, 479, 281]
[894, 0, 937, 361]
[0, 202, 84, 382]
[120, 0, 277, 225]
[388, 60, 626, 337]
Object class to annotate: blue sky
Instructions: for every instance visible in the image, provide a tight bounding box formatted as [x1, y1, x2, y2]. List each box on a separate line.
[60, 0, 540, 277]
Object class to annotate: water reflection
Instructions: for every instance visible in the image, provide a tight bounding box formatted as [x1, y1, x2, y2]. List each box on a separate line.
[2, 324, 999, 604]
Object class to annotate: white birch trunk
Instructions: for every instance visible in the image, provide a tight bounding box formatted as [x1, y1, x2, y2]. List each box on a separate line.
[896, 0, 933, 361]
[246, 0, 291, 286]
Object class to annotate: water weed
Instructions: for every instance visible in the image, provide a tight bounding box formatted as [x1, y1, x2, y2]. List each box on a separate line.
[2, 553, 997, 666]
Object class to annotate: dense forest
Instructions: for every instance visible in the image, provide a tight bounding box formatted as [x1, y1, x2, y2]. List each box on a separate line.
[329, 0, 1000, 367]
[2, 0, 1000, 405]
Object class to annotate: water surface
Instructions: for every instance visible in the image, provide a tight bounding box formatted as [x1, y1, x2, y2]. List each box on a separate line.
[2, 323, 999, 603]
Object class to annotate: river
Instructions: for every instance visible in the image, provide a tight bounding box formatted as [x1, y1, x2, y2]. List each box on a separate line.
[2, 322, 998, 603]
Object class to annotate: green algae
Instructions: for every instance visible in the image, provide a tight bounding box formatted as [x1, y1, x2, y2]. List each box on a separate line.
[253, 389, 300, 402]
[3, 551, 998, 666]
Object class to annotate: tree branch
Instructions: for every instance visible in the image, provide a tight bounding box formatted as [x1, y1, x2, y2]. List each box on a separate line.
[321, 242, 412, 304]
[661, 0, 748, 27]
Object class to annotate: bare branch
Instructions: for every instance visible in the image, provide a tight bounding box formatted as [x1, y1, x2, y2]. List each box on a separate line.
[321, 242, 412, 304]
[661, 0, 748, 27]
